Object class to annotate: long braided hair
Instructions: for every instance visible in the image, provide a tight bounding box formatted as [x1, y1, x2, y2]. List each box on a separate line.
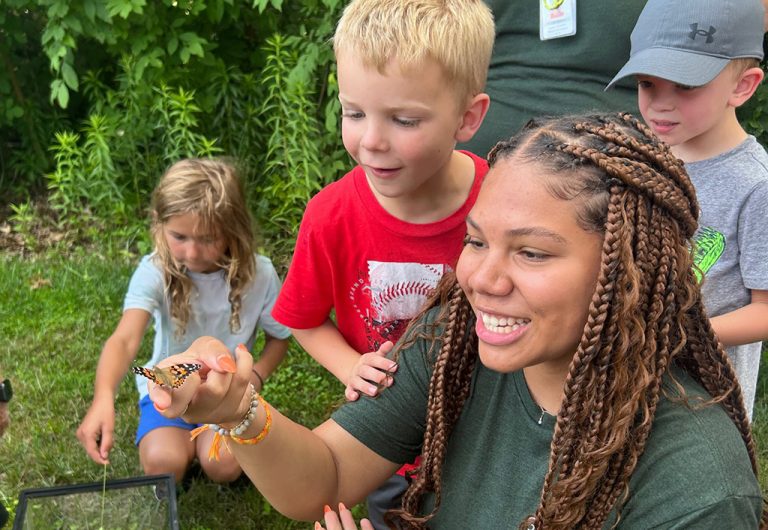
[389, 113, 763, 529]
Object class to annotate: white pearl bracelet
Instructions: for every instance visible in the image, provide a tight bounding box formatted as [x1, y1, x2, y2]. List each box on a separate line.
[206, 384, 259, 437]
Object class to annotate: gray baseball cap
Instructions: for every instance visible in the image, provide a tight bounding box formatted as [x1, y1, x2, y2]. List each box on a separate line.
[606, 0, 765, 89]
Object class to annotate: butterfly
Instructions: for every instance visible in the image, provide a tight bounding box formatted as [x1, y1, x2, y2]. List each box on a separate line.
[132, 363, 202, 389]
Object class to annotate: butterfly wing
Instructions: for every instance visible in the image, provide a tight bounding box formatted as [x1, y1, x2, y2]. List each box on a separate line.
[166, 363, 203, 388]
[132, 366, 162, 385]
[132, 363, 202, 388]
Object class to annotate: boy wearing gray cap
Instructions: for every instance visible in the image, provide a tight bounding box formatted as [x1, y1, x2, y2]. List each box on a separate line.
[609, 0, 768, 419]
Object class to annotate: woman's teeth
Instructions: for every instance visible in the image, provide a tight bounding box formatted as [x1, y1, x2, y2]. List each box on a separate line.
[481, 313, 529, 333]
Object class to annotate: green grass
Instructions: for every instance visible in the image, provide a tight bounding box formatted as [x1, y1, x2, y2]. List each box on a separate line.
[1, 252, 767, 528]
[0, 253, 348, 529]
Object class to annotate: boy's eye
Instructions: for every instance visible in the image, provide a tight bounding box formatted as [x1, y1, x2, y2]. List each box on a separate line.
[637, 80, 653, 89]
[394, 117, 419, 128]
[342, 110, 364, 120]
[675, 83, 696, 91]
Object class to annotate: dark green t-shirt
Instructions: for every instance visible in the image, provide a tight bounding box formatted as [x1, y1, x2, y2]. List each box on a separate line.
[332, 316, 762, 529]
[462, 1, 646, 157]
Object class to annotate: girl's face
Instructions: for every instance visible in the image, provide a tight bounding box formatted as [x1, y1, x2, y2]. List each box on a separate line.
[456, 159, 604, 376]
[163, 212, 227, 273]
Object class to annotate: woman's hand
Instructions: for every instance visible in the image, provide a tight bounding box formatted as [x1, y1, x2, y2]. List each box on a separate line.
[315, 503, 374, 530]
[149, 336, 251, 428]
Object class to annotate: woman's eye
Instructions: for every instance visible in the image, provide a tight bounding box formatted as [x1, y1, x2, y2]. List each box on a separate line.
[521, 249, 547, 261]
[463, 234, 484, 248]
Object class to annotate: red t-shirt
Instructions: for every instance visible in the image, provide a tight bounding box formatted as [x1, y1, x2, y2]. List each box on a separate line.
[273, 151, 487, 353]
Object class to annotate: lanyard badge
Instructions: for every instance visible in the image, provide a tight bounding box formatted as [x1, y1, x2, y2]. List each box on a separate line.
[540, 0, 577, 40]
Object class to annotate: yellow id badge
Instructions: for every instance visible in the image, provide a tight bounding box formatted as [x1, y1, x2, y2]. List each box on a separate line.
[540, 0, 577, 40]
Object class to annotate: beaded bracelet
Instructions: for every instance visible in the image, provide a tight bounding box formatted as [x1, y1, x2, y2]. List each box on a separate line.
[190, 384, 273, 461]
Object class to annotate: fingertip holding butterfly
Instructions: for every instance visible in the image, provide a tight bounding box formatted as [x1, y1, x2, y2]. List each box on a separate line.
[132, 363, 202, 388]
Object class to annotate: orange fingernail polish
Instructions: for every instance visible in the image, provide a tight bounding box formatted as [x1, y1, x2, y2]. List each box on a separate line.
[217, 355, 236, 373]
[323, 504, 332, 514]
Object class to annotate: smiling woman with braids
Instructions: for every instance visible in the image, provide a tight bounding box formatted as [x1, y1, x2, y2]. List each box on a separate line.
[149, 113, 764, 529]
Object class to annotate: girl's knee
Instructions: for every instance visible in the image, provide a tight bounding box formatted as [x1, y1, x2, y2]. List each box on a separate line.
[200, 457, 242, 484]
[140, 438, 193, 482]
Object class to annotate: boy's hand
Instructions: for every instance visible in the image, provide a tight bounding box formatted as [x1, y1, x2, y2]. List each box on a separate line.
[76, 399, 116, 465]
[345, 341, 397, 402]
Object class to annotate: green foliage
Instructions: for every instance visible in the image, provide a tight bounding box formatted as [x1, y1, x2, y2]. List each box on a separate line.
[2, 0, 346, 254]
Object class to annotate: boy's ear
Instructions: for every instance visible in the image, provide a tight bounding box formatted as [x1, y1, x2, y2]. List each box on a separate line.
[730, 67, 765, 108]
[455, 93, 491, 143]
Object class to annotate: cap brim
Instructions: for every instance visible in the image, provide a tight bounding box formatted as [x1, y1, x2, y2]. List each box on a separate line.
[606, 47, 731, 90]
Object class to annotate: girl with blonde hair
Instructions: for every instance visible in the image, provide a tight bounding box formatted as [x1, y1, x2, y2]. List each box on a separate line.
[77, 158, 290, 484]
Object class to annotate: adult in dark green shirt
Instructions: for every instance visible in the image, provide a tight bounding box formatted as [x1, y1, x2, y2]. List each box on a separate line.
[462, 1, 646, 157]
[151, 113, 763, 529]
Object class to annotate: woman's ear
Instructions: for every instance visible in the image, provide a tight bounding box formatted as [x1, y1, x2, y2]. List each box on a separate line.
[730, 67, 765, 108]
[455, 93, 491, 143]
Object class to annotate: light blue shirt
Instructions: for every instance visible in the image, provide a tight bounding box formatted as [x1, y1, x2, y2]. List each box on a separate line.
[124, 253, 291, 399]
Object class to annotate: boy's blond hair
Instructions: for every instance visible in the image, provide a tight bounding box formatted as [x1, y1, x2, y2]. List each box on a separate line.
[333, 0, 494, 104]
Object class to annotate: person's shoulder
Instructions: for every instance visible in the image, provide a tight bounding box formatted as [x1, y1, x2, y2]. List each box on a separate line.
[622, 368, 761, 525]
[254, 253, 278, 274]
[132, 253, 162, 278]
[742, 136, 768, 174]
[459, 149, 489, 173]
[305, 166, 362, 212]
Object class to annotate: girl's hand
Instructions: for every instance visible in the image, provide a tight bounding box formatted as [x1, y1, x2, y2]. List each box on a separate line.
[148, 337, 251, 428]
[76, 398, 116, 464]
[345, 341, 397, 402]
[315, 503, 374, 530]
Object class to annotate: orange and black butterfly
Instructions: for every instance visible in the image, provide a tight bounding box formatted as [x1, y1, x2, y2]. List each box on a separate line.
[132, 363, 202, 388]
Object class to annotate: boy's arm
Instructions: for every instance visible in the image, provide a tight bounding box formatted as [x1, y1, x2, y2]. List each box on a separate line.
[251, 333, 289, 392]
[709, 289, 768, 347]
[292, 321, 397, 401]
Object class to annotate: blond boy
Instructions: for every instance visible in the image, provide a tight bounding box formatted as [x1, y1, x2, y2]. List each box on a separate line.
[608, 0, 768, 418]
[272, 0, 494, 526]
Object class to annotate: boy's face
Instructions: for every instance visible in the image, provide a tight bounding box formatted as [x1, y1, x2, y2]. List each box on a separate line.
[337, 51, 468, 201]
[637, 69, 740, 152]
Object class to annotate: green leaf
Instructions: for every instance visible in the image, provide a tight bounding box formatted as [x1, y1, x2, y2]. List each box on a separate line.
[84, 0, 96, 21]
[57, 83, 70, 108]
[7, 105, 24, 120]
[167, 36, 178, 55]
[61, 62, 79, 90]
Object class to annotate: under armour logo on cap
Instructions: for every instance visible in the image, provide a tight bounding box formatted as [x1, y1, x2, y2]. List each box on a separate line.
[688, 23, 716, 43]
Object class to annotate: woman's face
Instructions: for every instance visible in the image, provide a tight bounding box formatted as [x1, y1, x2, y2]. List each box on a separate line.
[456, 158, 604, 376]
